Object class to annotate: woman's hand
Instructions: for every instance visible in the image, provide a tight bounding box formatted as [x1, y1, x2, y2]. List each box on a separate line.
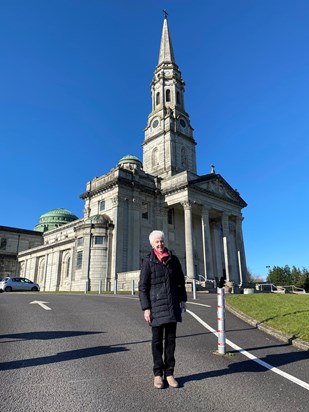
[180, 302, 186, 312]
[144, 309, 151, 323]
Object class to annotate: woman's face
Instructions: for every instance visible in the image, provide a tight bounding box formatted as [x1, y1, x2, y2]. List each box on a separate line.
[152, 236, 165, 252]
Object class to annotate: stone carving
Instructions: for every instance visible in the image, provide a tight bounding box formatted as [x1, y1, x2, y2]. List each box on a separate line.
[194, 179, 238, 202]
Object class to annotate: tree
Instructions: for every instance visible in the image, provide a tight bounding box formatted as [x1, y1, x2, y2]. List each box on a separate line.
[267, 265, 290, 285]
[266, 265, 309, 291]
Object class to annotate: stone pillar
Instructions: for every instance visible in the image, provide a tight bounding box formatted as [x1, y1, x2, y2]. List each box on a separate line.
[106, 225, 113, 288]
[181, 201, 195, 279]
[222, 213, 231, 281]
[110, 196, 120, 284]
[201, 207, 214, 280]
[162, 208, 169, 248]
[211, 221, 222, 280]
[131, 198, 141, 270]
[236, 215, 248, 285]
[43, 253, 49, 292]
[82, 227, 92, 291]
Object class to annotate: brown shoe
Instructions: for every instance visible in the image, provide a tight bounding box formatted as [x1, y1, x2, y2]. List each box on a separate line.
[166, 376, 179, 388]
[154, 376, 164, 389]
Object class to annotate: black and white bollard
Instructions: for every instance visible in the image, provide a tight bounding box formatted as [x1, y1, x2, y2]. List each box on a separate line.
[217, 287, 226, 354]
[131, 280, 135, 295]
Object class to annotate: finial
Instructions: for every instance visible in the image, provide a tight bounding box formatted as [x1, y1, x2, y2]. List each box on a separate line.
[163, 9, 168, 19]
[210, 164, 215, 174]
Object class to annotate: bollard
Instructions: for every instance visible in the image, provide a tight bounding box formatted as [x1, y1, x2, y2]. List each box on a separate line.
[217, 287, 226, 354]
[192, 278, 197, 300]
[85, 280, 88, 294]
[131, 279, 135, 295]
[114, 279, 117, 294]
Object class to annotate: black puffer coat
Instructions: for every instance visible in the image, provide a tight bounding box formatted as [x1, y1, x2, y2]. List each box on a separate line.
[139, 249, 187, 327]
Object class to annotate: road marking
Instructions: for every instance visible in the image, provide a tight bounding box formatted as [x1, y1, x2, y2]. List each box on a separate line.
[186, 309, 309, 391]
[30, 301, 52, 311]
[187, 302, 211, 308]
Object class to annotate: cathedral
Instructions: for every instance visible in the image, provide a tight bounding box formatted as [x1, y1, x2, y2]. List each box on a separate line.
[18, 17, 248, 292]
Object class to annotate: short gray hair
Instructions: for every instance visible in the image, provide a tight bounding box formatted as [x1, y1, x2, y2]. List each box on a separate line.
[149, 230, 165, 246]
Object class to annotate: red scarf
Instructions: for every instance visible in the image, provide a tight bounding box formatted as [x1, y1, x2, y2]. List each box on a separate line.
[153, 248, 169, 263]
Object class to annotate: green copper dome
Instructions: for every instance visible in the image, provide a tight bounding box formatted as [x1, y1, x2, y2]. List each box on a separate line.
[118, 154, 142, 167]
[34, 208, 79, 233]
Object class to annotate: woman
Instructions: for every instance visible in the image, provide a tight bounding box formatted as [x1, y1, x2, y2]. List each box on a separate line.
[139, 230, 187, 389]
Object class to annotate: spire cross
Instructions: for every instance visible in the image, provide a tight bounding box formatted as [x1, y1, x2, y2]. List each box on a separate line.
[163, 9, 168, 19]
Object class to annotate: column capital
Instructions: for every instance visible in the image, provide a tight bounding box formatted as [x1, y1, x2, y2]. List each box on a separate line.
[181, 200, 193, 210]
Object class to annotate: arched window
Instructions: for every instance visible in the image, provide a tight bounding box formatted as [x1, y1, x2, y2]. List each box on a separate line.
[156, 92, 160, 105]
[166, 89, 171, 102]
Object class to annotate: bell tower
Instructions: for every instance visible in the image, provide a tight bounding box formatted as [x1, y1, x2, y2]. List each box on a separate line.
[143, 16, 197, 177]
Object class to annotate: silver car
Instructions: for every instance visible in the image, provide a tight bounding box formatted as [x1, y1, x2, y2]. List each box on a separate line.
[0, 277, 40, 292]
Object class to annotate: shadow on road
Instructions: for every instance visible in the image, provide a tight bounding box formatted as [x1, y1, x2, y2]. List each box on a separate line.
[0, 330, 104, 343]
[0, 344, 128, 370]
[178, 350, 309, 386]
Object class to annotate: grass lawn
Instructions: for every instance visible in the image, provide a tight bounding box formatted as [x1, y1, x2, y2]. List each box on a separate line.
[226, 293, 309, 342]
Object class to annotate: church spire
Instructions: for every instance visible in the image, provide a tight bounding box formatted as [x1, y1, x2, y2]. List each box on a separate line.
[142, 15, 197, 178]
[158, 15, 175, 65]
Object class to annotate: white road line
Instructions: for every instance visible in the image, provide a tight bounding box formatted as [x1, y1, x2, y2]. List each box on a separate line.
[186, 309, 309, 391]
[187, 302, 211, 308]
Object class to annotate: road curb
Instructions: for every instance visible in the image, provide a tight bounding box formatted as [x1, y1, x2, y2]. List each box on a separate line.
[225, 303, 309, 351]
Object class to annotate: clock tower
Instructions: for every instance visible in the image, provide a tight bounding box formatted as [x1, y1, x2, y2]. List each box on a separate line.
[143, 16, 197, 177]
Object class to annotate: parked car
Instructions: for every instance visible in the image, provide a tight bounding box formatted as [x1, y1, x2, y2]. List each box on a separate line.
[0, 277, 40, 292]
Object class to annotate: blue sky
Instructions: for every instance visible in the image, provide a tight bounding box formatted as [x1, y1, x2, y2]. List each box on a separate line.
[1, 0, 308, 278]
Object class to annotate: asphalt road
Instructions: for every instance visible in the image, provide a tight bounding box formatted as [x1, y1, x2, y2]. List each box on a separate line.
[0, 292, 308, 412]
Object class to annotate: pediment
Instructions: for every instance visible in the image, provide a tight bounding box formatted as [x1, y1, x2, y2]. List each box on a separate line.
[190, 174, 247, 206]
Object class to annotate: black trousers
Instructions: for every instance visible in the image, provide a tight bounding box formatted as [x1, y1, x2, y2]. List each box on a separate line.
[152, 322, 177, 377]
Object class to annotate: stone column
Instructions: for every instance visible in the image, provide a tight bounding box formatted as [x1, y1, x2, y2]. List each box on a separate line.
[162, 208, 169, 248]
[236, 215, 248, 285]
[131, 198, 141, 270]
[222, 213, 231, 281]
[181, 201, 195, 279]
[106, 225, 114, 289]
[211, 221, 222, 280]
[43, 253, 49, 292]
[83, 229, 92, 290]
[110, 196, 120, 285]
[201, 207, 214, 280]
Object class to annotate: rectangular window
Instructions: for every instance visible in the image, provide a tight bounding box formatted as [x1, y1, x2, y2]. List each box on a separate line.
[76, 251, 83, 269]
[142, 202, 148, 219]
[99, 200, 105, 211]
[0, 238, 7, 250]
[77, 237, 84, 246]
[94, 236, 104, 245]
[168, 208, 174, 225]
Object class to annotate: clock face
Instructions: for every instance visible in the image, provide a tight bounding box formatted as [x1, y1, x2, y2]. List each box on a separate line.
[152, 119, 159, 128]
[180, 119, 186, 128]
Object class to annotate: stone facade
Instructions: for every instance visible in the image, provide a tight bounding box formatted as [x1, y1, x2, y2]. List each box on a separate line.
[17, 17, 248, 292]
[0, 226, 43, 277]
